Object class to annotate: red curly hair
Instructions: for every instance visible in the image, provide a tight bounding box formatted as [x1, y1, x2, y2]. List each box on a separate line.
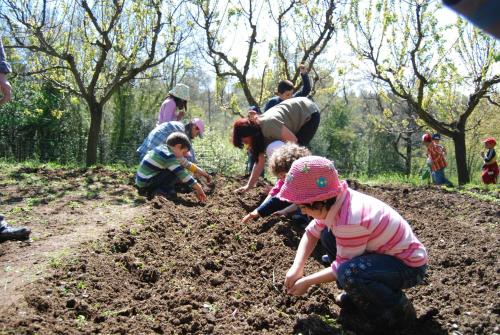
[232, 118, 266, 162]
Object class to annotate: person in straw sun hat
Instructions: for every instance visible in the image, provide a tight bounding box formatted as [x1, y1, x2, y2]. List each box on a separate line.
[157, 83, 190, 125]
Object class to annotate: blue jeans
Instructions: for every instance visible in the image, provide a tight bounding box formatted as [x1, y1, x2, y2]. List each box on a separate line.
[320, 229, 337, 261]
[256, 196, 291, 217]
[321, 230, 427, 315]
[431, 168, 453, 186]
[138, 169, 178, 194]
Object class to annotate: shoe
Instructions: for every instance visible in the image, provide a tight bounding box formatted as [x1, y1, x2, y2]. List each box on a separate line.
[372, 296, 417, 330]
[174, 183, 191, 194]
[291, 214, 309, 227]
[154, 186, 177, 199]
[335, 292, 356, 309]
[321, 254, 331, 264]
[0, 222, 31, 242]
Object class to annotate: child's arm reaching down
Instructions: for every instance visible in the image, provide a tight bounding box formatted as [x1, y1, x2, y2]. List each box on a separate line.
[179, 157, 212, 183]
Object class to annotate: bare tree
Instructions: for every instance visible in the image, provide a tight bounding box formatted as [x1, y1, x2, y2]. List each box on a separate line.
[190, 0, 339, 108]
[269, 0, 337, 94]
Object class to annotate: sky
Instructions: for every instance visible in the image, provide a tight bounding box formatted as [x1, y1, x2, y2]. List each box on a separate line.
[208, 1, 498, 95]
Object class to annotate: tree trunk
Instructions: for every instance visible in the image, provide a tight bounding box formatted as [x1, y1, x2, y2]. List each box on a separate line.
[86, 102, 103, 166]
[241, 79, 257, 107]
[405, 136, 412, 176]
[452, 131, 470, 185]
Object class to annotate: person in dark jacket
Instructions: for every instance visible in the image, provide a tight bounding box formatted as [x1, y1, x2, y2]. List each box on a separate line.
[264, 64, 311, 112]
[0, 38, 31, 242]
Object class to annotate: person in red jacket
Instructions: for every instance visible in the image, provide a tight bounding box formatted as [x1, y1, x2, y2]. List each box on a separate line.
[422, 133, 453, 187]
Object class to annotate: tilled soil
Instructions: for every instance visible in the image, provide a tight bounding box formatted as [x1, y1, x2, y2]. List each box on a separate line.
[0, 175, 498, 335]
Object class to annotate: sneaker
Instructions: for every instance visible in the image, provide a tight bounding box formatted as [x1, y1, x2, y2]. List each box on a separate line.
[174, 183, 191, 194]
[0, 218, 31, 242]
[291, 214, 309, 227]
[154, 186, 177, 199]
[335, 291, 356, 309]
[373, 296, 417, 330]
[321, 254, 331, 264]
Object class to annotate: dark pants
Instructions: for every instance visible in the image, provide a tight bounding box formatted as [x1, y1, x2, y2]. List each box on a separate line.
[296, 112, 320, 147]
[320, 229, 337, 261]
[321, 230, 427, 317]
[138, 169, 178, 194]
[246, 151, 265, 177]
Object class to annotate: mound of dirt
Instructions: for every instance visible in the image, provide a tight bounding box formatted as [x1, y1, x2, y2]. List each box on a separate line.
[0, 176, 498, 334]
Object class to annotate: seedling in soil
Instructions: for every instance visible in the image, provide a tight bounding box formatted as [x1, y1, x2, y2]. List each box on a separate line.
[49, 257, 63, 269]
[85, 190, 99, 199]
[48, 249, 70, 268]
[130, 227, 138, 236]
[76, 281, 86, 290]
[59, 285, 70, 295]
[26, 197, 43, 207]
[203, 303, 218, 313]
[102, 310, 119, 318]
[68, 201, 81, 210]
[234, 233, 242, 243]
[141, 313, 155, 323]
[319, 314, 341, 329]
[75, 315, 87, 329]
[134, 216, 145, 225]
[10, 206, 26, 214]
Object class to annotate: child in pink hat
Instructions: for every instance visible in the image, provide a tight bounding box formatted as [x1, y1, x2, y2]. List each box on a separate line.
[241, 143, 310, 224]
[481, 137, 498, 184]
[277, 156, 428, 331]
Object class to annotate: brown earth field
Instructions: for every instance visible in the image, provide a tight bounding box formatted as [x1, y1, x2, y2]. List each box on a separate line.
[0, 167, 499, 335]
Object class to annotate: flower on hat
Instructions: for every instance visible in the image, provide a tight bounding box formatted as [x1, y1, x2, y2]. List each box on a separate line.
[316, 177, 327, 188]
[277, 156, 347, 204]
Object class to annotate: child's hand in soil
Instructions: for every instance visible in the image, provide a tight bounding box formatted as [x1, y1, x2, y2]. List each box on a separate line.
[241, 210, 259, 223]
[271, 210, 287, 217]
[287, 277, 310, 296]
[234, 185, 251, 194]
[193, 184, 207, 202]
[196, 170, 212, 184]
[285, 265, 304, 291]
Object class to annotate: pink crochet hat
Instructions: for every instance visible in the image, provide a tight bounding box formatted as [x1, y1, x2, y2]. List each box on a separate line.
[277, 156, 347, 204]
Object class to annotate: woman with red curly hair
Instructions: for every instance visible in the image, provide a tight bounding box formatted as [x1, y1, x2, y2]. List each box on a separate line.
[232, 97, 320, 193]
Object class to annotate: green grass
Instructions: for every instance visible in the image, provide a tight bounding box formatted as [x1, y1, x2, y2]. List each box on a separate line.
[352, 172, 426, 186]
[193, 129, 247, 175]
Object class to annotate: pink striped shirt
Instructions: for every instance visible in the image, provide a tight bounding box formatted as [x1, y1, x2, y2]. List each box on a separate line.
[158, 98, 178, 124]
[305, 188, 428, 277]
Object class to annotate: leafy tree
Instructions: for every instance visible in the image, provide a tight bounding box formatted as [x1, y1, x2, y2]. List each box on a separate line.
[347, 0, 499, 184]
[1, 0, 191, 165]
[365, 91, 423, 175]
